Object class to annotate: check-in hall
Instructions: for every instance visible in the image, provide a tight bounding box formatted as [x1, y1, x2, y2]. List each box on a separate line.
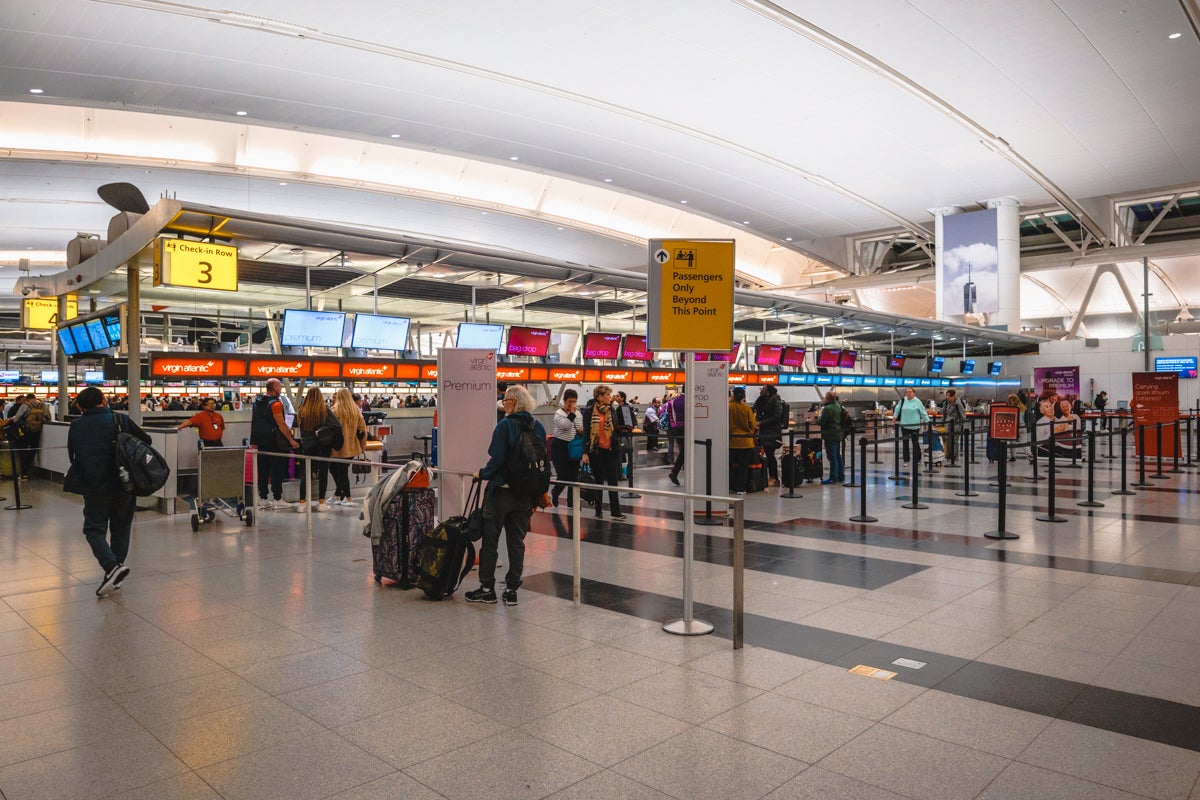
[2, 3, 1200, 799]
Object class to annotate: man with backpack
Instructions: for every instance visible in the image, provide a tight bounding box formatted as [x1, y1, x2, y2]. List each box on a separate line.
[7, 394, 47, 480]
[665, 387, 687, 486]
[64, 387, 152, 597]
[466, 385, 548, 606]
[250, 378, 300, 509]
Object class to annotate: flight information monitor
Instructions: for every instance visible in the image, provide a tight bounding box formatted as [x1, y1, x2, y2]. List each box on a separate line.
[620, 334, 652, 361]
[838, 350, 858, 369]
[988, 360, 1003, 376]
[57, 327, 78, 356]
[281, 309, 347, 348]
[780, 346, 806, 367]
[960, 359, 976, 375]
[755, 345, 783, 366]
[456, 322, 504, 352]
[505, 326, 551, 357]
[887, 354, 906, 371]
[816, 348, 840, 368]
[40, 370, 59, 384]
[1155, 356, 1198, 378]
[929, 356, 945, 374]
[583, 332, 622, 359]
[351, 314, 410, 351]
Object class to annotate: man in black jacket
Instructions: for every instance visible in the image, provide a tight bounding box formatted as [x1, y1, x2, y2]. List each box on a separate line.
[66, 387, 153, 597]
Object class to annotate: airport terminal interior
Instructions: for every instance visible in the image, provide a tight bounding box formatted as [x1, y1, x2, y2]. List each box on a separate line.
[2, 2, 1200, 799]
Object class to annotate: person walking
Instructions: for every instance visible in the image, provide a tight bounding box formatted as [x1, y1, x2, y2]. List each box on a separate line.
[175, 396, 226, 448]
[665, 388, 686, 486]
[753, 385, 787, 486]
[329, 387, 367, 506]
[466, 385, 546, 606]
[64, 387, 152, 597]
[581, 385, 626, 520]
[894, 387, 929, 465]
[549, 388, 584, 508]
[295, 387, 340, 513]
[250, 378, 300, 509]
[818, 391, 845, 483]
[728, 387, 758, 493]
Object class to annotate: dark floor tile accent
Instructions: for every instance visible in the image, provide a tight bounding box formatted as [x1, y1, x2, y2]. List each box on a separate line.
[522, 570, 1200, 752]
[529, 514, 928, 590]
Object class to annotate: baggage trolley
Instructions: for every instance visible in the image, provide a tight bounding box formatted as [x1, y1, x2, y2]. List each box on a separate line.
[190, 444, 256, 531]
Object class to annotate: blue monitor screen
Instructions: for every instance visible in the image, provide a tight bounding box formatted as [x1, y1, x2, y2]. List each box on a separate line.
[70, 324, 94, 354]
[929, 356, 944, 373]
[456, 322, 504, 352]
[103, 313, 121, 348]
[40, 370, 59, 384]
[57, 327, 77, 356]
[83, 370, 105, 384]
[86, 319, 109, 350]
[281, 309, 347, 348]
[351, 314, 411, 351]
[988, 361, 1003, 376]
[0, 370, 20, 384]
[960, 359, 976, 375]
[1155, 356, 1198, 378]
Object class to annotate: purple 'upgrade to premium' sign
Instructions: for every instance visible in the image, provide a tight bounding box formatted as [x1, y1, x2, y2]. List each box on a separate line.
[1034, 365, 1080, 398]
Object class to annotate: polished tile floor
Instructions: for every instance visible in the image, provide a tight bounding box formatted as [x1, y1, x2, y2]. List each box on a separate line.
[2, 439, 1200, 800]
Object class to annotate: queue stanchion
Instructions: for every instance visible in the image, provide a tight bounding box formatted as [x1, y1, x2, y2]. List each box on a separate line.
[621, 432, 641, 499]
[1112, 425, 1135, 495]
[4, 444, 30, 511]
[902, 440, 927, 510]
[890, 422, 904, 482]
[843, 428, 860, 489]
[1168, 421, 1185, 474]
[984, 442, 1018, 539]
[1152, 423, 1168, 480]
[695, 438, 722, 526]
[849, 436, 877, 522]
[956, 432, 978, 497]
[1187, 416, 1196, 466]
[1106, 415, 1117, 459]
[781, 428, 802, 499]
[1065, 419, 1081, 469]
[1028, 424, 1042, 483]
[871, 418, 882, 463]
[1077, 430, 1104, 508]
[926, 420, 935, 473]
[1036, 432, 1066, 523]
[1131, 426, 1154, 488]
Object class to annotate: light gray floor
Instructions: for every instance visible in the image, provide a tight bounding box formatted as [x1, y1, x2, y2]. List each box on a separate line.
[1, 449, 1200, 800]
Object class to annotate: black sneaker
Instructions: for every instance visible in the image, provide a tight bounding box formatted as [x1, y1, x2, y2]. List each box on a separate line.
[96, 564, 130, 597]
[502, 589, 518, 606]
[611, 513, 627, 521]
[465, 586, 498, 604]
[668, 472, 680, 486]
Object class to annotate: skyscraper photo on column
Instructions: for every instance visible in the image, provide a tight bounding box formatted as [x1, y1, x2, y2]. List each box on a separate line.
[941, 208, 1000, 317]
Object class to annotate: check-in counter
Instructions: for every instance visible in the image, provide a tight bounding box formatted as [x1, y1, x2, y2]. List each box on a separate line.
[40, 420, 182, 513]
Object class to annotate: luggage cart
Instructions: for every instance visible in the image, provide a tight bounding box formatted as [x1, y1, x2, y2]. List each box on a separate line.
[190, 444, 255, 531]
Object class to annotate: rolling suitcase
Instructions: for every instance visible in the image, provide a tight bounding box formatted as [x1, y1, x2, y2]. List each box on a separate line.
[746, 449, 768, 493]
[799, 438, 824, 483]
[372, 487, 436, 588]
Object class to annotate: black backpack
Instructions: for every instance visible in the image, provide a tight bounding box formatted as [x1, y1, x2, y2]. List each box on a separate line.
[505, 415, 551, 497]
[113, 414, 171, 496]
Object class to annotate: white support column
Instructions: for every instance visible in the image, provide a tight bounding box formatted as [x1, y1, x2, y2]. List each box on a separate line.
[932, 207, 963, 322]
[988, 197, 1021, 332]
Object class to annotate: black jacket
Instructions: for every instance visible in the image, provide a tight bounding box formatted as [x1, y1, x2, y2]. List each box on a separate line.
[479, 411, 546, 496]
[67, 407, 151, 494]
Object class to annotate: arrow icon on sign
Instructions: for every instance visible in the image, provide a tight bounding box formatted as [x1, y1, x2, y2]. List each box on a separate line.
[654, 249, 669, 263]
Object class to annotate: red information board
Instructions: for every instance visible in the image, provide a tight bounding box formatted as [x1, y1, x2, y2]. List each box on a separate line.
[988, 404, 1021, 441]
[1132, 372, 1179, 457]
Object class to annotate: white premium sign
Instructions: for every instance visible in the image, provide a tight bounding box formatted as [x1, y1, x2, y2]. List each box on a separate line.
[437, 349, 498, 522]
[687, 360, 729, 500]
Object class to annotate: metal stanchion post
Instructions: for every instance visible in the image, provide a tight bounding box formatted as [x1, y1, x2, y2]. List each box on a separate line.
[695, 439, 721, 526]
[1077, 430, 1104, 508]
[1106, 416, 1117, 459]
[849, 437, 877, 522]
[732, 498, 744, 650]
[1131, 426, 1153, 488]
[781, 428, 802, 499]
[4, 445, 30, 510]
[1029, 424, 1042, 482]
[956, 431, 978, 497]
[1036, 432, 1066, 522]
[304, 454, 312, 531]
[843, 428, 860, 488]
[1065, 419, 1080, 469]
[1187, 416, 1195, 466]
[572, 487, 582, 607]
[1111, 426, 1134, 495]
[621, 431, 641, 499]
[1152, 423, 1168, 479]
[1169, 421, 1185, 474]
[985, 442, 1018, 539]
[890, 422, 904, 481]
[871, 418, 882, 463]
[902, 443, 927, 510]
[926, 420, 935, 472]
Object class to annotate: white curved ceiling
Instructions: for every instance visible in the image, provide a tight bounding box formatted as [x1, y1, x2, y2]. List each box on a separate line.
[1, 0, 1198, 320]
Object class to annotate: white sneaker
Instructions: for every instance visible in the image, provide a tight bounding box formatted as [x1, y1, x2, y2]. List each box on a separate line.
[295, 502, 308, 513]
[340, 499, 357, 507]
[258, 499, 274, 510]
[314, 503, 331, 513]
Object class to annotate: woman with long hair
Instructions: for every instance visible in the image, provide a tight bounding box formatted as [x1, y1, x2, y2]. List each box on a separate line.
[296, 386, 340, 513]
[581, 385, 625, 520]
[550, 388, 584, 507]
[329, 387, 367, 506]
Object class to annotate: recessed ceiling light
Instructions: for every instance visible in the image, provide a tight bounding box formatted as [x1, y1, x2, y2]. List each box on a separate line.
[29, 88, 43, 94]
[1169, 32, 1182, 38]
[390, 133, 401, 138]
[235, 110, 248, 116]
[278, 181, 287, 186]
[289, 247, 304, 254]
[785, 237, 793, 242]
[481, 211, 488, 215]
[603, 178, 613, 182]
[680, 199, 688, 204]
[556, 227, 564, 231]
[742, 220, 750, 225]
[509, 156, 519, 161]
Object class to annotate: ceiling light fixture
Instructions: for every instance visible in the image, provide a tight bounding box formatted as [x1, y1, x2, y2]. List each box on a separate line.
[603, 178, 612, 182]
[29, 88, 43, 94]
[235, 110, 248, 116]
[1169, 32, 1182, 38]
[785, 237, 793, 242]
[278, 181, 287, 186]
[742, 220, 750, 225]
[680, 200, 688, 204]
[509, 156, 519, 161]
[390, 133, 401, 138]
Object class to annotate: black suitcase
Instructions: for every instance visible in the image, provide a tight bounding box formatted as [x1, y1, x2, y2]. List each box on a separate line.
[780, 452, 801, 488]
[372, 488, 435, 588]
[416, 481, 480, 600]
[746, 450, 768, 493]
[798, 438, 824, 483]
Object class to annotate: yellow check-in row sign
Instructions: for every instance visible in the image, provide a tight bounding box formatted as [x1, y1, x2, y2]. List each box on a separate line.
[22, 296, 77, 330]
[153, 237, 239, 292]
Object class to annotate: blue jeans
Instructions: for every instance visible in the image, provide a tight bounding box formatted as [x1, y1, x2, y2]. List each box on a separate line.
[82, 490, 136, 572]
[825, 438, 844, 482]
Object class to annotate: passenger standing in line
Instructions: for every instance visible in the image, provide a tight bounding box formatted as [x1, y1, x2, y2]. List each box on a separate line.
[1094, 390, 1110, 430]
[940, 388, 967, 466]
[251, 378, 300, 509]
[329, 387, 367, 507]
[295, 387, 340, 514]
[894, 386, 929, 464]
[728, 387, 758, 493]
[7, 394, 47, 480]
[818, 391, 845, 484]
[753, 384, 787, 487]
[549, 389, 583, 508]
[175, 396, 226, 448]
[642, 397, 662, 452]
[581, 385, 626, 520]
[65, 387, 152, 597]
[466, 385, 546, 606]
[666, 387, 687, 486]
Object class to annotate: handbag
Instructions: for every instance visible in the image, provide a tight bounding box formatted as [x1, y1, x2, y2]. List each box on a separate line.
[567, 432, 584, 460]
[352, 455, 372, 475]
[577, 462, 601, 506]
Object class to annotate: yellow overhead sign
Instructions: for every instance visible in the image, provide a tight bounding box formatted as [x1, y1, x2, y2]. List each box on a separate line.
[153, 237, 239, 292]
[646, 239, 735, 352]
[21, 296, 78, 330]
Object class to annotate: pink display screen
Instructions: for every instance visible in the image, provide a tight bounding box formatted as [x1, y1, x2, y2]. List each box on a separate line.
[709, 342, 741, 363]
[620, 334, 652, 361]
[583, 332, 622, 359]
[816, 348, 840, 367]
[505, 326, 551, 357]
[887, 354, 905, 370]
[838, 350, 858, 369]
[692, 352, 710, 362]
[755, 345, 783, 366]
[780, 346, 806, 367]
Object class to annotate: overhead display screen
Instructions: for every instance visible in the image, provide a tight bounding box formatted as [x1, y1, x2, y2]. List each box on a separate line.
[709, 342, 741, 363]
[102, 313, 121, 348]
[988, 360, 1003, 376]
[351, 314, 410, 351]
[816, 348, 840, 368]
[456, 322, 504, 352]
[1155, 356, 1198, 378]
[960, 359, 976, 375]
[755, 345, 783, 366]
[620, 334, 652, 361]
[887, 354, 906, 371]
[929, 356, 945, 373]
[838, 350, 858, 369]
[281, 310, 347, 348]
[83, 370, 105, 384]
[40, 370, 59, 384]
[583, 332, 622, 359]
[0, 370, 20, 384]
[780, 346, 806, 367]
[57, 327, 77, 356]
[70, 325, 95, 354]
[86, 319, 109, 351]
[505, 326, 552, 357]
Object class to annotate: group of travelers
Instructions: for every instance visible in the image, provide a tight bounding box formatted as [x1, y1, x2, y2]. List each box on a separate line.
[2, 393, 48, 480]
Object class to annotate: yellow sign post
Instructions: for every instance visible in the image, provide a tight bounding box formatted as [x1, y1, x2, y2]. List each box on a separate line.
[646, 239, 735, 351]
[153, 237, 239, 291]
[21, 296, 78, 330]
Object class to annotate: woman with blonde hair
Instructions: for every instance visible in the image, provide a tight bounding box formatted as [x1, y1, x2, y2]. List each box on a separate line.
[330, 387, 368, 506]
[296, 386, 341, 513]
